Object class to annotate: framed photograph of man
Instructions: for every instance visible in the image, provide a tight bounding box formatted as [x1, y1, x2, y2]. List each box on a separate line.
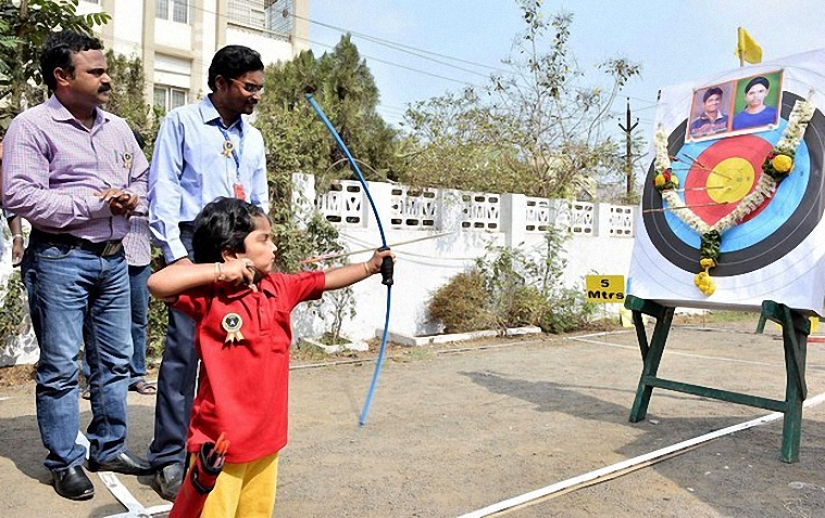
[687, 82, 735, 141]
[730, 70, 783, 133]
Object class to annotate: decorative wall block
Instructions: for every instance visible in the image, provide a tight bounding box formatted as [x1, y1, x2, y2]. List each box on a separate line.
[609, 205, 635, 236]
[525, 197, 551, 232]
[315, 180, 365, 226]
[571, 202, 594, 235]
[390, 186, 438, 229]
[461, 193, 500, 231]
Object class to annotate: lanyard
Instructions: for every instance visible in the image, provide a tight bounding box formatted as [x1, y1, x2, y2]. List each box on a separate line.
[217, 123, 244, 182]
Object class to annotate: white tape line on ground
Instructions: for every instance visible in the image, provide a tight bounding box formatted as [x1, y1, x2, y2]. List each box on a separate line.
[570, 330, 634, 340]
[103, 505, 173, 518]
[76, 431, 160, 517]
[568, 335, 788, 368]
[98, 470, 146, 515]
[455, 391, 825, 518]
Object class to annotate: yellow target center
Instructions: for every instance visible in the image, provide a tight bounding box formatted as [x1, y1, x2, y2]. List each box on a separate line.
[707, 157, 755, 203]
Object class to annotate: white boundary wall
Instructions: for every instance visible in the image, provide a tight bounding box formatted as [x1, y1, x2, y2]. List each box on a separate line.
[0, 174, 635, 365]
[290, 174, 636, 343]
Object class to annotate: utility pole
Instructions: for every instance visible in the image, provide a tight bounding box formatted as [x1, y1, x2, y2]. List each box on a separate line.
[618, 97, 639, 198]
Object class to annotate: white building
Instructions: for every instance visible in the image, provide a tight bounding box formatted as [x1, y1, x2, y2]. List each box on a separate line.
[75, 0, 309, 111]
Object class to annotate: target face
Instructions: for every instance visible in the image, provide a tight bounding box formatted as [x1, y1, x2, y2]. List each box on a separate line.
[642, 92, 825, 276]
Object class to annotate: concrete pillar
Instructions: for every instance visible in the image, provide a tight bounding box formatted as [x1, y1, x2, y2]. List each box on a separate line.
[501, 193, 526, 248]
[363, 181, 394, 238]
[596, 202, 612, 237]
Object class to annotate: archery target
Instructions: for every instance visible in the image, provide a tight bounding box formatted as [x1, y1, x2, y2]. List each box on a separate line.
[627, 50, 825, 313]
[643, 92, 825, 277]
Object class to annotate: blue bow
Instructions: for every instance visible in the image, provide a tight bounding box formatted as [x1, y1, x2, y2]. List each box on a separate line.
[305, 93, 394, 426]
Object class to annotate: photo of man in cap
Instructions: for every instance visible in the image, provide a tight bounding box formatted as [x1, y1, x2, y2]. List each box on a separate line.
[732, 75, 779, 131]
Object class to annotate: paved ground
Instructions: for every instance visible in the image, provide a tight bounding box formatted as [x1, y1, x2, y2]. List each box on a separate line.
[2, 319, 825, 517]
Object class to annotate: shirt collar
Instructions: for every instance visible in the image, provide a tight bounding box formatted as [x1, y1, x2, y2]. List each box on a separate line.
[700, 112, 724, 122]
[201, 94, 244, 131]
[217, 275, 275, 300]
[46, 94, 108, 127]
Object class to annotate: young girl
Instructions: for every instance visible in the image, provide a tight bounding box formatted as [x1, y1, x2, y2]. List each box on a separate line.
[148, 196, 394, 517]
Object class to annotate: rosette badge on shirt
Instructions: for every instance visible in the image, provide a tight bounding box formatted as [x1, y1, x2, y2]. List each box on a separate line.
[221, 313, 244, 343]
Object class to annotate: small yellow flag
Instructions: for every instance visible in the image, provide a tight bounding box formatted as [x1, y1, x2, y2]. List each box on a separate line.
[736, 26, 762, 64]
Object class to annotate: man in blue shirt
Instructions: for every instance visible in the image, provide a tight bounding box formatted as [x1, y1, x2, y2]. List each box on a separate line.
[147, 45, 269, 501]
[732, 76, 778, 131]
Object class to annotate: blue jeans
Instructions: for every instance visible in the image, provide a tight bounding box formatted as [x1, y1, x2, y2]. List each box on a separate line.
[81, 264, 151, 384]
[127, 264, 151, 382]
[26, 238, 132, 471]
[148, 228, 198, 469]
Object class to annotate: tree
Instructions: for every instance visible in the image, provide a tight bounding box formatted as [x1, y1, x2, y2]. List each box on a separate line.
[254, 36, 405, 270]
[257, 36, 403, 188]
[315, 35, 403, 182]
[401, 0, 640, 200]
[0, 0, 110, 132]
[103, 50, 161, 151]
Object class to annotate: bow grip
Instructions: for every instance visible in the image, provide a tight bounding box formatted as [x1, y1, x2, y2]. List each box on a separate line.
[378, 246, 394, 286]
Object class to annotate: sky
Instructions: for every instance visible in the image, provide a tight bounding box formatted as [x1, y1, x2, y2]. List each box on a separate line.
[307, 0, 825, 143]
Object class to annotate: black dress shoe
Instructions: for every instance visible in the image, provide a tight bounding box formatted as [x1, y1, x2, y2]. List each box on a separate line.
[150, 463, 184, 502]
[52, 465, 95, 500]
[87, 450, 152, 476]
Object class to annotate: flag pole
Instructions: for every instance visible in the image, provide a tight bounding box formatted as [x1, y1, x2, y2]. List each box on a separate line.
[737, 27, 744, 67]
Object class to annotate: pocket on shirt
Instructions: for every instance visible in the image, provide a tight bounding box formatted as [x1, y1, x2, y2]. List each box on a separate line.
[269, 310, 292, 352]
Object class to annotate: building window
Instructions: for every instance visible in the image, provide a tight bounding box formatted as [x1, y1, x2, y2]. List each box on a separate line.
[266, 0, 294, 36]
[153, 86, 188, 112]
[228, 0, 266, 29]
[156, 0, 189, 24]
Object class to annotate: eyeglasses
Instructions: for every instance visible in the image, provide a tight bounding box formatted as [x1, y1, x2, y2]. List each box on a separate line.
[229, 77, 264, 94]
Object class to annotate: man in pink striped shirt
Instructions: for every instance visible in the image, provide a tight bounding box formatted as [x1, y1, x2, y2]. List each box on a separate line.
[2, 30, 151, 501]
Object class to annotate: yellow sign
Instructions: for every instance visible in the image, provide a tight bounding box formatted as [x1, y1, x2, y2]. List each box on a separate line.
[586, 275, 625, 303]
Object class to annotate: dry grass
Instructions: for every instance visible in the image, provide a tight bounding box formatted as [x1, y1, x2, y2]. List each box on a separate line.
[0, 364, 35, 387]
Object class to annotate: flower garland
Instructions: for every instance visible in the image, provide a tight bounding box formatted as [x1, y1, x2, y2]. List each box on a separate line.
[653, 99, 815, 296]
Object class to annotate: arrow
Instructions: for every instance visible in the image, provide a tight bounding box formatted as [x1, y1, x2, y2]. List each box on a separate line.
[642, 201, 735, 213]
[300, 231, 454, 265]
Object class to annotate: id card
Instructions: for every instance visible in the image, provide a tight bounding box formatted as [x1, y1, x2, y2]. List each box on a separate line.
[233, 183, 247, 200]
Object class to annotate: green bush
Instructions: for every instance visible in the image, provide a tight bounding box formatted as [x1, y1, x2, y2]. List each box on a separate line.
[0, 271, 29, 352]
[540, 287, 596, 333]
[507, 285, 550, 327]
[427, 270, 496, 333]
[146, 292, 168, 362]
[427, 226, 596, 335]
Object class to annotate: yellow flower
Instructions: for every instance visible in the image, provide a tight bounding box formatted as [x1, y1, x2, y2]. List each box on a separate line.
[671, 175, 679, 187]
[700, 258, 716, 269]
[771, 154, 793, 173]
[654, 174, 665, 188]
[694, 272, 716, 296]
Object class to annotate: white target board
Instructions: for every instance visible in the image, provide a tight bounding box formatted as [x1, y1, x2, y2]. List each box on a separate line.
[627, 48, 825, 315]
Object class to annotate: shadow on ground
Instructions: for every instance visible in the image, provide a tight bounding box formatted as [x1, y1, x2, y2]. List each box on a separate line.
[460, 369, 825, 518]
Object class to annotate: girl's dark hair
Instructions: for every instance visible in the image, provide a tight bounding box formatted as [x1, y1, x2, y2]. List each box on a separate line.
[192, 197, 268, 264]
[40, 30, 103, 92]
[207, 45, 264, 91]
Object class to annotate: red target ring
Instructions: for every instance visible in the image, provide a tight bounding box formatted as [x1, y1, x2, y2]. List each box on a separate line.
[683, 135, 774, 225]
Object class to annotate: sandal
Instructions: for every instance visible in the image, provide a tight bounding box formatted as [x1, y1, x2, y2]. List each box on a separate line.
[129, 380, 157, 395]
